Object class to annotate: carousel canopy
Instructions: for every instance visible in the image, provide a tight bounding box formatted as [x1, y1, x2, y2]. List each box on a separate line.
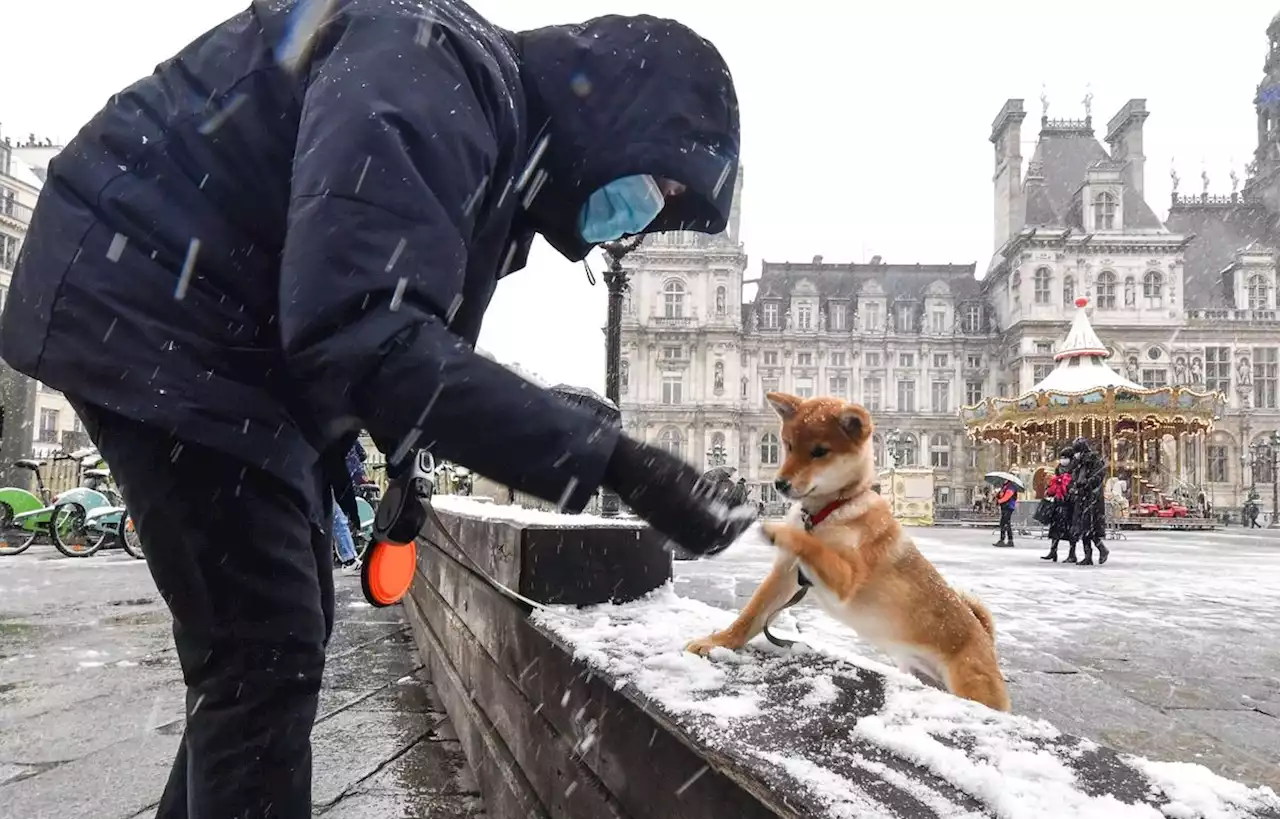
[1032, 297, 1141, 394]
[960, 297, 1225, 447]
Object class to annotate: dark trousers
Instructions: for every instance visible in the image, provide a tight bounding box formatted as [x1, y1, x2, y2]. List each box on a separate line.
[998, 506, 1014, 542]
[74, 402, 333, 819]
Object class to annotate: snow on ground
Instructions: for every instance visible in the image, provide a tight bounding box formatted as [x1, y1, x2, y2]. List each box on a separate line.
[532, 523, 1280, 819]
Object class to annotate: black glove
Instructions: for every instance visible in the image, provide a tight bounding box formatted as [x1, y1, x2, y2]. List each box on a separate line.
[603, 436, 757, 557]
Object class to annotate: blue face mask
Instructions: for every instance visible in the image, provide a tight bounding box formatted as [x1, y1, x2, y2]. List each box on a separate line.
[578, 175, 666, 243]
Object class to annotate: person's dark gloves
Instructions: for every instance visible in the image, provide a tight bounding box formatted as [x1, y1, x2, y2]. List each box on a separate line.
[603, 436, 757, 557]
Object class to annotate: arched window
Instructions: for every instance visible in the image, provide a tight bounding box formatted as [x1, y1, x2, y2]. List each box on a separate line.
[1063, 274, 1075, 307]
[760, 432, 780, 466]
[658, 426, 683, 457]
[1096, 271, 1117, 309]
[663, 280, 686, 318]
[1033, 267, 1052, 304]
[715, 285, 727, 315]
[1248, 274, 1271, 310]
[1093, 191, 1117, 230]
[1143, 271, 1163, 309]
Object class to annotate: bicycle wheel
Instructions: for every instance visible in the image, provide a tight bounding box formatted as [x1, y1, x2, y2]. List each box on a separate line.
[0, 503, 37, 556]
[51, 503, 104, 558]
[118, 514, 146, 560]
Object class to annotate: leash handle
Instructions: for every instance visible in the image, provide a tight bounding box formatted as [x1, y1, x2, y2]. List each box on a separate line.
[362, 450, 435, 608]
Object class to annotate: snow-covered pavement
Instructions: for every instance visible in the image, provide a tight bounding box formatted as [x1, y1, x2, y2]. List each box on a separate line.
[672, 524, 1280, 794]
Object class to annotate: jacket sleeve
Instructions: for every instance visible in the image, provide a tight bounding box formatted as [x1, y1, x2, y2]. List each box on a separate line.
[277, 9, 617, 512]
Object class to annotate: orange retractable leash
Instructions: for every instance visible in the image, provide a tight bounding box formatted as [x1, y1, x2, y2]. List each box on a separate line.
[361, 450, 434, 607]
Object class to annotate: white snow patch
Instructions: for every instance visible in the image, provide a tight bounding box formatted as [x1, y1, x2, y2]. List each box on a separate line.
[77, 661, 105, 669]
[757, 752, 894, 818]
[115, 660, 138, 668]
[432, 494, 646, 529]
[346, 601, 372, 609]
[799, 673, 840, 707]
[532, 586, 1280, 819]
[1132, 759, 1280, 819]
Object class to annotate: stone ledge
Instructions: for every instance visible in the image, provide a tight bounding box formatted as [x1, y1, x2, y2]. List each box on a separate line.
[406, 504, 1280, 819]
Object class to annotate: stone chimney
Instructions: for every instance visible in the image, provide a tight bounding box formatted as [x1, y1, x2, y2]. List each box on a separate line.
[1105, 99, 1148, 199]
[990, 99, 1027, 251]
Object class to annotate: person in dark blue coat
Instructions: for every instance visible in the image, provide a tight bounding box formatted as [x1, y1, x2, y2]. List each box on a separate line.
[0, 1, 748, 815]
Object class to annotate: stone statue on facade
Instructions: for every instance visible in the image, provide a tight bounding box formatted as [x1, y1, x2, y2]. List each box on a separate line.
[818, 304, 827, 331]
[714, 361, 725, 391]
[1190, 357, 1204, 385]
[784, 309, 793, 330]
[1125, 355, 1140, 380]
[1238, 355, 1253, 387]
[1124, 278, 1136, 307]
[1173, 356, 1188, 385]
[748, 310, 757, 332]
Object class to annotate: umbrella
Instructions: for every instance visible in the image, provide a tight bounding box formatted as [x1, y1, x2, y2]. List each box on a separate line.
[985, 471, 1025, 490]
[702, 466, 737, 483]
[550, 384, 621, 427]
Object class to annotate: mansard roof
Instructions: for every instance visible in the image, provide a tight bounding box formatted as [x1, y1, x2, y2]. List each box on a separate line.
[1165, 195, 1277, 309]
[753, 259, 981, 303]
[1024, 120, 1164, 231]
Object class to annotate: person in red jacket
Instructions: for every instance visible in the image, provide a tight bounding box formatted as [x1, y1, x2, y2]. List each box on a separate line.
[993, 480, 1019, 547]
[1041, 450, 1078, 562]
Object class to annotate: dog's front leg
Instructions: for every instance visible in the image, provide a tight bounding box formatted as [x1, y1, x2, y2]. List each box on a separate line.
[762, 522, 868, 602]
[686, 557, 801, 656]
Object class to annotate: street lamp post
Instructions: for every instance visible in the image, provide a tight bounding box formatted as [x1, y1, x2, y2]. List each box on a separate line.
[886, 428, 905, 469]
[599, 235, 646, 517]
[1270, 431, 1280, 528]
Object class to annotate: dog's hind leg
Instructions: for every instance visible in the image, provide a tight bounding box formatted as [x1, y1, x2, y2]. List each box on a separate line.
[686, 559, 801, 656]
[942, 649, 1011, 712]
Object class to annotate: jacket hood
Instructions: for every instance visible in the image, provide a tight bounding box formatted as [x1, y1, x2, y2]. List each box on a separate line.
[513, 15, 740, 261]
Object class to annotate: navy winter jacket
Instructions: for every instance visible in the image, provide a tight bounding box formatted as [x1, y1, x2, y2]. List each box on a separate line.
[0, 0, 739, 519]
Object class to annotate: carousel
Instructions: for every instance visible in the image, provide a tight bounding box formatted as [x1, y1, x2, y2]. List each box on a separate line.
[960, 297, 1226, 512]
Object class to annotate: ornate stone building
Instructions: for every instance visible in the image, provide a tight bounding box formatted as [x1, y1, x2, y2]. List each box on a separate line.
[622, 14, 1280, 513]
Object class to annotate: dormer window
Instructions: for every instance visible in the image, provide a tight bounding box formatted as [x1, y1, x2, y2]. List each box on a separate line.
[1093, 192, 1117, 230]
[962, 304, 982, 333]
[762, 301, 779, 328]
[1143, 271, 1164, 309]
[895, 303, 915, 332]
[797, 302, 813, 330]
[1248, 274, 1272, 309]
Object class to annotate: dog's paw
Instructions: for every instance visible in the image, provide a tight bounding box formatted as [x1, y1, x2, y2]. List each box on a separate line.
[762, 521, 803, 552]
[685, 635, 730, 657]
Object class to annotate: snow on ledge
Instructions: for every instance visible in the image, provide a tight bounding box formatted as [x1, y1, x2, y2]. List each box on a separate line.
[531, 587, 1280, 819]
[430, 495, 646, 529]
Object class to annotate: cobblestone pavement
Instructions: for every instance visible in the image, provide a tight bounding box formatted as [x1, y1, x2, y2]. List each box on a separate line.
[676, 524, 1280, 792]
[0, 544, 484, 819]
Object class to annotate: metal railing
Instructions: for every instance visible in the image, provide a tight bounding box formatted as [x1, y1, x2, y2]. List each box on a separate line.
[0, 199, 34, 224]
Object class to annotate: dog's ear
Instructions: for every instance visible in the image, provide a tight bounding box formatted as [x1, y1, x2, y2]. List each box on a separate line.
[766, 392, 801, 421]
[838, 404, 872, 443]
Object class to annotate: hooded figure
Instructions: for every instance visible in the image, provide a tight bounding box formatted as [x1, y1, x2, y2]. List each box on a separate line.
[0, 2, 750, 815]
[1040, 447, 1078, 563]
[1069, 437, 1110, 565]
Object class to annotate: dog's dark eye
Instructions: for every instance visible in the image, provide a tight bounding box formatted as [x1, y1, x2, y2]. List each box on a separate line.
[811, 445, 830, 458]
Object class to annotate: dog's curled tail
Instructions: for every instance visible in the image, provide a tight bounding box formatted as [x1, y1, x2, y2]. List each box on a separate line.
[957, 590, 996, 642]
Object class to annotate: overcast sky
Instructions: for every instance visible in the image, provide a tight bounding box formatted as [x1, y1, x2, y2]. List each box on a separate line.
[4, 1, 1275, 389]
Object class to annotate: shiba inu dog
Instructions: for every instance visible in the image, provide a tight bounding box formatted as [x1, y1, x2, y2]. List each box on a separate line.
[686, 392, 1011, 712]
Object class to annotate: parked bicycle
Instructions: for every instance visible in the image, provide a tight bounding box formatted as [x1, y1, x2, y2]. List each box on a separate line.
[0, 454, 100, 557]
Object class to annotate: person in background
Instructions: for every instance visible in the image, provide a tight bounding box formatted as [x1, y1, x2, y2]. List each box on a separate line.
[1069, 438, 1110, 565]
[1041, 449, 1077, 563]
[0, 3, 750, 816]
[331, 440, 368, 571]
[993, 479, 1018, 548]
